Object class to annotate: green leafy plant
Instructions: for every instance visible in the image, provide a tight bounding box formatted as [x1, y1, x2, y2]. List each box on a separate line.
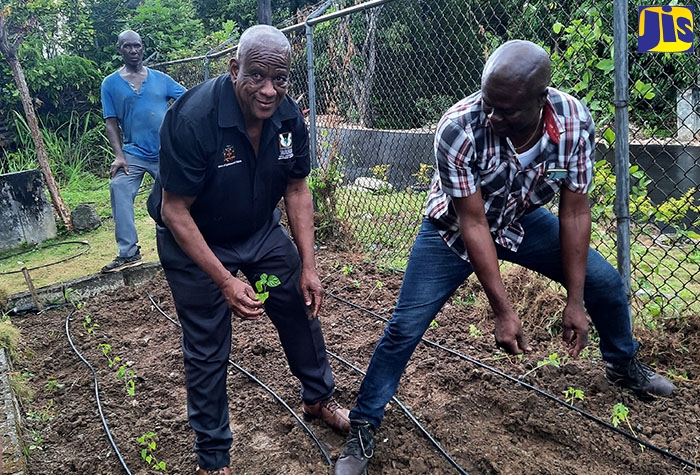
[44, 378, 64, 392]
[370, 164, 390, 181]
[307, 139, 345, 240]
[254, 273, 281, 304]
[429, 319, 439, 329]
[65, 287, 84, 310]
[23, 430, 44, 455]
[612, 402, 644, 451]
[27, 400, 55, 422]
[82, 315, 99, 334]
[469, 324, 483, 338]
[138, 431, 167, 471]
[563, 387, 584, 406]
[411, 163, 435, 187]
[117, 365, 136, 397]
[98, 343, 120, 368]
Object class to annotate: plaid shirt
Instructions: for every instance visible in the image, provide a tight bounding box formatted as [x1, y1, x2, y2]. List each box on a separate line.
[425, 87, 595, 260]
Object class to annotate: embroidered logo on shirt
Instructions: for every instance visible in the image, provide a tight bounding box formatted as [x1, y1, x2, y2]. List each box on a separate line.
[279, 132, 293, 149]
[218, 144, 242, 168]
[278, 132, 294, 160]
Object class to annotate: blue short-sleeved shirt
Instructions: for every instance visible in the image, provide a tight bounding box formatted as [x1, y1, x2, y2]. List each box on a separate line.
[152, 73, 310, 244]
[101, 68, 186, 161]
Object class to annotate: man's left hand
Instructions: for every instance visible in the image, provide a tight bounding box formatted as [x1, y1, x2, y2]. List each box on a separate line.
[300, 269, 323, 318]
[561, 303, 589, 357]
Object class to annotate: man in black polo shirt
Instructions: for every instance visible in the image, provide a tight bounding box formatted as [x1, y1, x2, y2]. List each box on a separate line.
[148, 25, 349, 475]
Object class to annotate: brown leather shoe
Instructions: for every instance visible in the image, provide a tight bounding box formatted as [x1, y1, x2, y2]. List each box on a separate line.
[302, 397, 351, 435]
[196, 467, 231, 475]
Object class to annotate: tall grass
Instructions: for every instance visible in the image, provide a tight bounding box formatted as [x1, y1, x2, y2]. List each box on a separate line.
[1, 111, 112, 216]
[1, 110, 109, 179]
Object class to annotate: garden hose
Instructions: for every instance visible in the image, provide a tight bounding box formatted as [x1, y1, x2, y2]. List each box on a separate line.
[64, 309, 133, 475]
[0, 241, 91, 275]
[326, 290, 700, 473]
[327, 350, 469, 475]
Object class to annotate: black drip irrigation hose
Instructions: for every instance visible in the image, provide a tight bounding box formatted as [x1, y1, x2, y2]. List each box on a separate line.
[0, 240, 91, 275]
[327, 350, 469, 475]
[64, 309, 133, 475]
[326, 290, 700, 473]
[146, 293, 333, 466]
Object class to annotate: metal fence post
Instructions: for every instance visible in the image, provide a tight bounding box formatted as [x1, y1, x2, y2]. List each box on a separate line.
[613, 0, 632, 303]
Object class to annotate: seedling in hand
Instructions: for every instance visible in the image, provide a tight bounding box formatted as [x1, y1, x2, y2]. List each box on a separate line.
[254, 273, 281, 303]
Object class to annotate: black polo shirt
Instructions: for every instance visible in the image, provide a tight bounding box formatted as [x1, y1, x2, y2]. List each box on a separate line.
[155, 73, 310, 245]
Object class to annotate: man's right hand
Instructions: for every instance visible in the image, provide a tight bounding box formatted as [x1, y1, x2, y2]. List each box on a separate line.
[109, 155, 129, 178]
[220, 276, 264, 320]
[493, 310, 532, 355]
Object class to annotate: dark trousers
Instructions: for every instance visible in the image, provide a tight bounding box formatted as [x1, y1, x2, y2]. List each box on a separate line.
[157, 211, 335, 470]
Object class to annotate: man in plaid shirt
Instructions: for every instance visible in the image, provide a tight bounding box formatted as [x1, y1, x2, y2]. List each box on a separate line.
[335, 39, 674, 475]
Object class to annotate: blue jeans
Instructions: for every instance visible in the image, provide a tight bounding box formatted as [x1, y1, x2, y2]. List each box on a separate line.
[350, 208, 638, 428]
[109, 152, 158, 257]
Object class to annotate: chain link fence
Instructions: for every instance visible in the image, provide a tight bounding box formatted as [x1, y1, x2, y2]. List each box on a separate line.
[154, 0, 700, 319]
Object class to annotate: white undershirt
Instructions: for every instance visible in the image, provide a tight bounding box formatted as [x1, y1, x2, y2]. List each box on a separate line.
[515, 142, 539, 168]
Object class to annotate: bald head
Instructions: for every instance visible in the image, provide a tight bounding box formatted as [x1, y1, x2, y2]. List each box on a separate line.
[237, 25, 291, 63]
[482, 40, 551, 99]
[118, 30, 141, 48]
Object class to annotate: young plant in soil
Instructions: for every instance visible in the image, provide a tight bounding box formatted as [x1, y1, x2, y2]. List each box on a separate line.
[138, 431, 167, 471]
[82, 315, 99, 334]
[117, 364, 136, 396]
[98, 343, 121, 368]
[521, 352, 563, 379]
[612, 402, 645, 451]
[254, 273, 281, 303]
[563, 386, 584, 406]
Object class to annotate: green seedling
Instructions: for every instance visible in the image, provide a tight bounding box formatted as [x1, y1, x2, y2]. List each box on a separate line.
[138, 431, 167, 471]
[27, 400, 55, 422]
[64, 287, 84, 309]
[469, 324, 483, 338]
[44, 378, 64, 392]
[612, 402, 644, 451]
[98, 343, 121, 368]
[563, 387, 584, 406]
[82, 315, 99, 334]
[429, 319, 439, 329]
[117, 364, 136, 396]
[342, 265, 353, 275]
[365, 280, 384, 300]
[23, 430, 43, 455]
[522, 352, 563, 379]
[254, 273, 281, 303]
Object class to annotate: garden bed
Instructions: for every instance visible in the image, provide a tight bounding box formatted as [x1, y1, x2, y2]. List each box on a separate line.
[9, 248, 700, 474]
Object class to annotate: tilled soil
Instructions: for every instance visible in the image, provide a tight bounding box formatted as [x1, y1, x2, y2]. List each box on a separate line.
[9, 248, 700, 474]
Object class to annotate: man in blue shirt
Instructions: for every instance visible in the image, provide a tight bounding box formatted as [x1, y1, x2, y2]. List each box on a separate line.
[100, 29, 185, 273]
